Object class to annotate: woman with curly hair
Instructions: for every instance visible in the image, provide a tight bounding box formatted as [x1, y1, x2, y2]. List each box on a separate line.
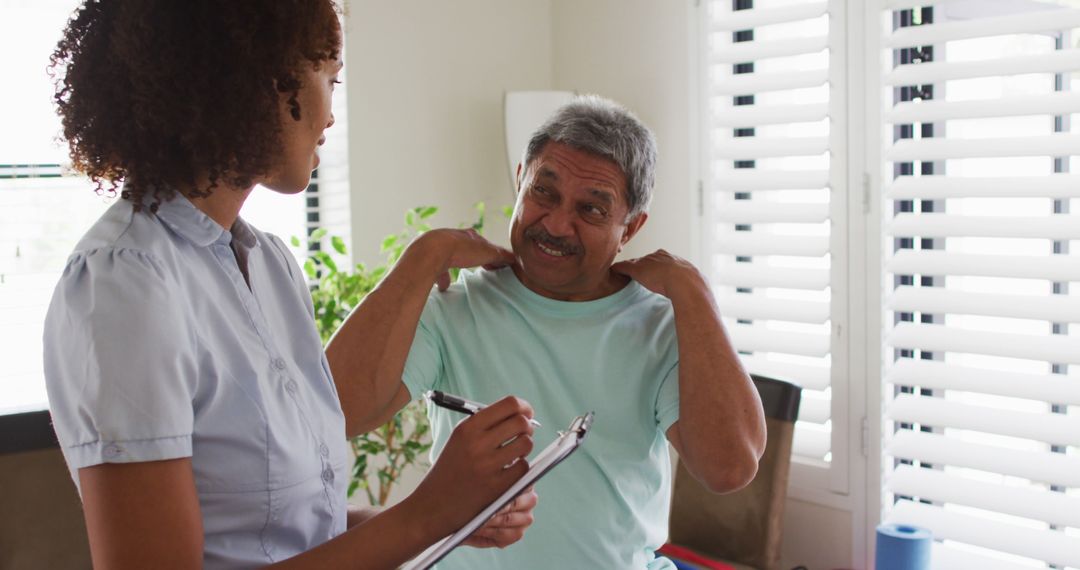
[43, 1, 536, 568]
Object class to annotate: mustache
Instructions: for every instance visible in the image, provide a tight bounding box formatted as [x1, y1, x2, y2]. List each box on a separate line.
[524, 226, 583, 255]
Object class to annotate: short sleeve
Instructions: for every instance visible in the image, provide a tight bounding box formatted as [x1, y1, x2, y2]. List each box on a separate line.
[654, 361, 681, 434]
[400, 297, 444, 400]
[43, 248, 198, 474]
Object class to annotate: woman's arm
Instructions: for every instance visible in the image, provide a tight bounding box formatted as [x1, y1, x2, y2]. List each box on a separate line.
[78, 396, 536, 569]
[79, 458, 204, 570]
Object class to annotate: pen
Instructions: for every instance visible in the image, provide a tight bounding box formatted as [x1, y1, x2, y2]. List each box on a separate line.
[426, 390, 542, 428]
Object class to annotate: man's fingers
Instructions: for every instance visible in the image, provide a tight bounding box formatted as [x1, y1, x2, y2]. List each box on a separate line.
[436, 271, 451, 292]
[610, 259, 637, 275]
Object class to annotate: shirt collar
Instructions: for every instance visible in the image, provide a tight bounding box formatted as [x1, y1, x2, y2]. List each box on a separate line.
[153, 191, 259, 250]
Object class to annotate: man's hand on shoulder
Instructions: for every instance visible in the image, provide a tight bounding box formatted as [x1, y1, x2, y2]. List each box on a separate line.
[407, 229, 516, 291]
[611, 249, 707, 301]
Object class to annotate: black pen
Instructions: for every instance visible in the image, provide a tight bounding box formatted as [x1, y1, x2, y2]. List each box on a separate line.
[425, 390, 542, 427]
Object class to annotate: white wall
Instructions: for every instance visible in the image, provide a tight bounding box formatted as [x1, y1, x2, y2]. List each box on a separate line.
[344, 0, 553, 264]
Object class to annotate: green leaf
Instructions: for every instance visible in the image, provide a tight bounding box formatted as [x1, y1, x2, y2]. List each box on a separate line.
[380, 234, 398, 252]
[405, 210, 415, 227]
[331, 236, 347, 255]
[290, 235, 301, 247]
[316, 251, 338, 273]
[419, 206, 438, 219]
[502, 205, 514, 219]
[310, 228, 328, 241]
[303, 259, 317, 279]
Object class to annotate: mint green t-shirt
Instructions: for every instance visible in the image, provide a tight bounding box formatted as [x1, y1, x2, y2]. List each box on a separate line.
[402, 268, 680, 570]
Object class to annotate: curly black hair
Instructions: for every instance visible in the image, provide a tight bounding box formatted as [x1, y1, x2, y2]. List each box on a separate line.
[50, 0, 341, 211]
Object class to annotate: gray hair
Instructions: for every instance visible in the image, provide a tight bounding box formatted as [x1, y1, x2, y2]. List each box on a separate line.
[521, 95, 657, 221]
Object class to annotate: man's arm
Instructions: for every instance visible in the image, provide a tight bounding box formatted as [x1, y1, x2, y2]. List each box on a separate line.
[612, 250, 766, 494]
[326, 229, 515, 437]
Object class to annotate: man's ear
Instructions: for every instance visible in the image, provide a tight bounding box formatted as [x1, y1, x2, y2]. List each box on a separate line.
[515, 163, 523, 192]
[620, 212, 648, 250]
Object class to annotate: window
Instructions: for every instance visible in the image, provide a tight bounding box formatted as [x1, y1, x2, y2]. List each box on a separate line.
[701, 0, 848, 491]
[703, 0, 1079, 566]
[880, 1, 1080, 567]
[0, 3, 350, 415]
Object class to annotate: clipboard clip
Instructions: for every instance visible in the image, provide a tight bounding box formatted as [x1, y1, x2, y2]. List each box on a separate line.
[562, 411, 595, 441]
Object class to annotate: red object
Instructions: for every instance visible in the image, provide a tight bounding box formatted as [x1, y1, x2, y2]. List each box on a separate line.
[657, 543, 738, 570]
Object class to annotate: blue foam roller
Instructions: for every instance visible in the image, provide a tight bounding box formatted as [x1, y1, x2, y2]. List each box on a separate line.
[875, 523, 931, 570]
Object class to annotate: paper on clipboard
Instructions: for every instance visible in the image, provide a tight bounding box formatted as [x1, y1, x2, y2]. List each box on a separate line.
[402, 411, 594, 570]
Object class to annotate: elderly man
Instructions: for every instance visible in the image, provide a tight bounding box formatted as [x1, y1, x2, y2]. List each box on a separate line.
[328, 95, 766, 569]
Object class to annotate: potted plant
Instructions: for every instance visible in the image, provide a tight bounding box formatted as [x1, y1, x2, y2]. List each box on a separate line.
[294, 203, 502, 506]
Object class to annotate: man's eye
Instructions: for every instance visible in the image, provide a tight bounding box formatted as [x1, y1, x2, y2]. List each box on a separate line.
[583, 205, 607, 218]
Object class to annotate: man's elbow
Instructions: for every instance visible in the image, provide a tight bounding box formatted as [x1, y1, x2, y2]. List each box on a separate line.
[694, 448, 761, 494]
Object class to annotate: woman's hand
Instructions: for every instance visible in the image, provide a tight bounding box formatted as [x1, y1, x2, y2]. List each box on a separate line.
[406, 395, 536, 539]
[461, 487, 538, 549]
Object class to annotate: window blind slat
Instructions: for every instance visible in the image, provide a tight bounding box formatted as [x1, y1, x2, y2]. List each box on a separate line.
[885, 8, 1080, 48]
[713, 136, 830, 160]
[712, 230, 830, 257]
[887, 500, 1080, 569]
[798, 391, 830, 424]
[711, 36, 829, 64]
[888, 213, 1080, 240]
[728, 323, 831, 357]
[713, 201, 829, 224]
[884, 49, 1080, 86]
[881, 0, 962, 9]
[888, 285, 1080, 323]
[711, 69, 829, 95]
[716, 294, 830, 324]
[792, 422, 830, 460]
[712, 263, 830, 291]
[887, 133, 1080, 161]
[887, 174, 1080, 199]
[888, 430, 1080, 489]
[714, 103, 829, 127]
[888, 464, 1080, 529]
[932, 542, 1035, 570]
[737, 355, 829, 391]
[885, 92, 1080, 124]
[712, 169, 830, 192]
[711, 2, 828, 32]
[888, 359, 1080, 406]
[888, 393, 1080, 447]
[887, 250, 1080, 282]
[887, 322, 1080, 364]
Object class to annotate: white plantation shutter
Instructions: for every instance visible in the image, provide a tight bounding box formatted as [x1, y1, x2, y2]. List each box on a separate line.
[703, 0, 844, 472]
[880, 2, 1080, 568]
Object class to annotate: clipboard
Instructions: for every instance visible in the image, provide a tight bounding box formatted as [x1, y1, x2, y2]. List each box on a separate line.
[402, 411, 595, 570]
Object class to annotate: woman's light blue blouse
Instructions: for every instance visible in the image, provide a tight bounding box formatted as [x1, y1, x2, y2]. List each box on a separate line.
[43, 194, 350, 568]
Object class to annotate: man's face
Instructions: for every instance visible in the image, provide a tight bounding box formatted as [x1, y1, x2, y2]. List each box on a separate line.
[509, 141, 647, 301]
